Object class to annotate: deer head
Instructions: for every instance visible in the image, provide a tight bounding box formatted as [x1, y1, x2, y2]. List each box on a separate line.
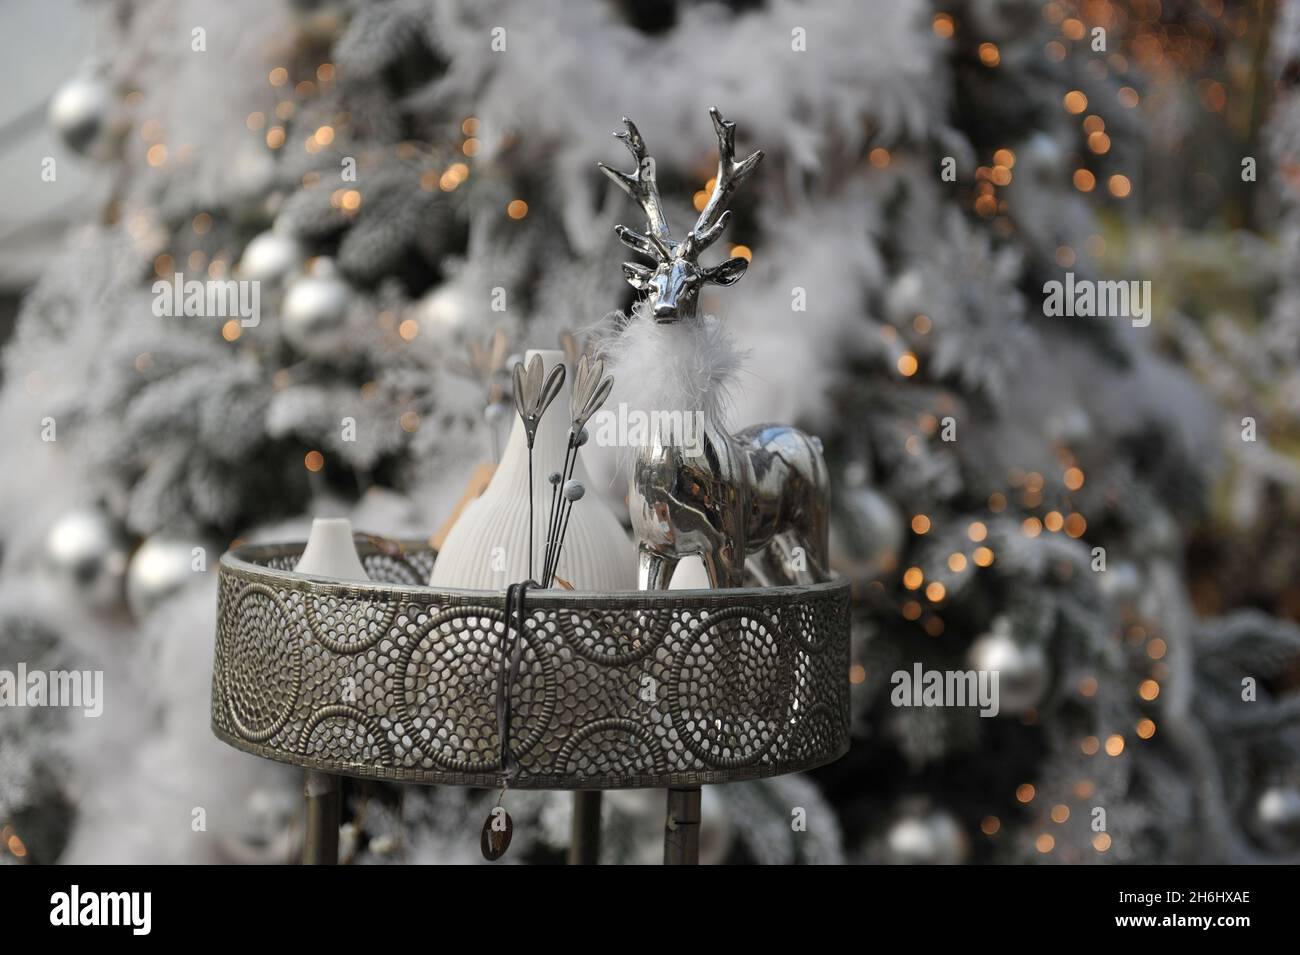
[598, 107, 764, 323]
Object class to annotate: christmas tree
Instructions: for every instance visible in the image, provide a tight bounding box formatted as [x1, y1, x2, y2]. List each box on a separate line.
[2, 0, 1298, 865]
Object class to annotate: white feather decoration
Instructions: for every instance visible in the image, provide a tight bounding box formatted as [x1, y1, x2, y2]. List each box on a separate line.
[597, 304, 749, 442]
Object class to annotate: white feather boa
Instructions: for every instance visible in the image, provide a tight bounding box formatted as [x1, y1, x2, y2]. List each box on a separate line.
[597, 305, 748, 443]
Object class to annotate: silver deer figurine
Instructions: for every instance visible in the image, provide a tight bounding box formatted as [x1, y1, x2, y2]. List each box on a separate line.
[599, 108, 830, 590]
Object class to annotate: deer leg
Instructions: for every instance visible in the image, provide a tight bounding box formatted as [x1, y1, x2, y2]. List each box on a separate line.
[699, 544, 744, 589]
[751, 532, 826, 586]
[638, 545, 679, 591]
[746, 543, 787, 587]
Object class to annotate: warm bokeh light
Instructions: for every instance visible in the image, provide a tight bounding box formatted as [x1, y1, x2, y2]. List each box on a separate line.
[1063, 90, 1088, 114]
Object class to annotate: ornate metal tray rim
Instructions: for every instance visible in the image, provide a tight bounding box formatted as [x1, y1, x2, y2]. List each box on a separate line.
[212, 539, 852, 791]
[220, 540, 851, 606]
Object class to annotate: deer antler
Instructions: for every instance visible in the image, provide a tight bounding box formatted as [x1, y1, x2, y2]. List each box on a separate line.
[598, 118, 674, 261]
[686, 107, 764, 258]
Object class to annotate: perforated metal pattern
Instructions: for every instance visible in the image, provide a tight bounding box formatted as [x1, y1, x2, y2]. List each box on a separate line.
[211, 542, 851, 789]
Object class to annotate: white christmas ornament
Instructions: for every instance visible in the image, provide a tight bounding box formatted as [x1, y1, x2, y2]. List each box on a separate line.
[1251, 784, 1300, 850]
[43, 507, 131, 609]
[295, 518, 370, 580]
[431, 349, 635, 590]
[126, 532, 212, 619]
[965, 617, 1048, 715]
[415, 283, 473, 343]
[237, 229, 302, 284]
[48, 74, 122, 159]
[884, 805, 968, 865]
[281, 258, 351, 357]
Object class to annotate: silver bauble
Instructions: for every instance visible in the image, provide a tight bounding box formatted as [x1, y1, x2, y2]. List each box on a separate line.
[415, 283, 474, 343]
[126, 533, 211, 619]
[1251, 784, 1300, 851]
[1024, 132, 1066, 180]
[884, 805, 968, 865]
[831, 485, 903, 573]
[43, 507, 130, 609]
[237, 229, 303, 285]
[281, 259, 351, 357]
[966, 617, 1048, 715]
[48, 74, 122, 159]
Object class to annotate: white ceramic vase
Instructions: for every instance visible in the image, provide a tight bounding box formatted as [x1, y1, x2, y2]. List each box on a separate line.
[430, 349, 636, 591]
[295, 518, 370, 580]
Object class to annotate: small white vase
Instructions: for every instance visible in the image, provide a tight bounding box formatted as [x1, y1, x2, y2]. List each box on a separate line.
[295, 518, 370, 580]
[431, 349, 635, 591]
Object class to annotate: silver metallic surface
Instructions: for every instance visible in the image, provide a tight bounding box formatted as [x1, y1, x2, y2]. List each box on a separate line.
[598, 107, 762, 323]
[512, 352, 565, 449]
[210, 540, 850, 789]
[631, 421, 831, 589]
[600, 109, 832, 589]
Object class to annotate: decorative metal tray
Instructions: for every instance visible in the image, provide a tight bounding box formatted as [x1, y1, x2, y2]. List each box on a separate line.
[211, 541, 851, 790]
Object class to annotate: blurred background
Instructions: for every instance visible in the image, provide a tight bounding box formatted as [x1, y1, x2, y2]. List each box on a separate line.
[2, 0, 1299, 864]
